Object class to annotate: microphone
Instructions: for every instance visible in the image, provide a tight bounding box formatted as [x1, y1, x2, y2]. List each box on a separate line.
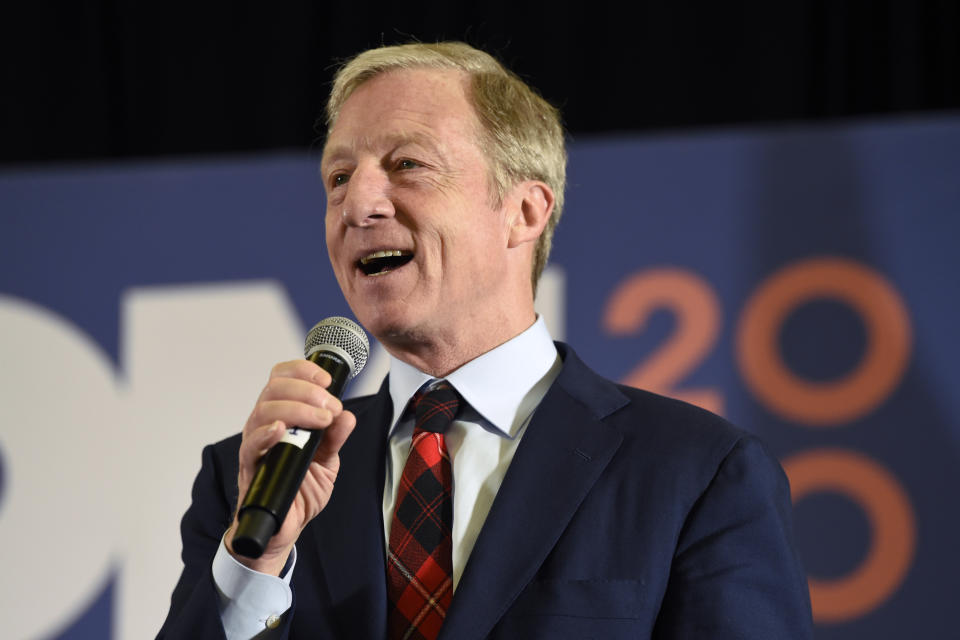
[232, 316, 370, 558]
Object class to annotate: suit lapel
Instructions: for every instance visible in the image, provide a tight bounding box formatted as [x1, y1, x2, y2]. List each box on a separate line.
[306, 379, 392, 638]
[440, 346, 628, 640]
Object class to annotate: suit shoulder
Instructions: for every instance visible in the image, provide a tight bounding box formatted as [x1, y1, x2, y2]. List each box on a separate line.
[616, 383, 752, 448]
[555, 344, 758, 479]
[556, 343, 750, 455]
[614, 383, 742, 436]
[608, 384, 786, 491]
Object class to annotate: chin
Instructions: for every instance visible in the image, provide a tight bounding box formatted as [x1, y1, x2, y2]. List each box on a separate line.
[351, 304, 420, 343]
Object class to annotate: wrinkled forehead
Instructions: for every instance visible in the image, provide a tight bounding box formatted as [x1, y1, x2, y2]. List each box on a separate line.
[321, 68, 486, 167]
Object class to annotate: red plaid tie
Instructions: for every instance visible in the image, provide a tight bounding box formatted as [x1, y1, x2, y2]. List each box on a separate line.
[387, 381, 460, 640]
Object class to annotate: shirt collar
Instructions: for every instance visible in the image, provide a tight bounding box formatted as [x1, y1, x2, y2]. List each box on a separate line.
[386, 316, 559, 438]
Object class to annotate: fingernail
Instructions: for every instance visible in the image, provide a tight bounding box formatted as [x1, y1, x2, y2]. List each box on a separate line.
[319, 397, 340, 412]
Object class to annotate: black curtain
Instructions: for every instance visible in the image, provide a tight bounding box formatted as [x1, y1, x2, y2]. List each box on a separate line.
[3, 0, 958, 165]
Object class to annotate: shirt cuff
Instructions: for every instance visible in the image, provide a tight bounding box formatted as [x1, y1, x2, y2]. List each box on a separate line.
[212, 536, 296, 638]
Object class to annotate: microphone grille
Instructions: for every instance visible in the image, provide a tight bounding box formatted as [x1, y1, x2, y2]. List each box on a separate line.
[304, 316, 370, 378]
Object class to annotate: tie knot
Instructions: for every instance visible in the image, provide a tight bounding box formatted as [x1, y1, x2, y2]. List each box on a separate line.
[412, 381, 461, 434]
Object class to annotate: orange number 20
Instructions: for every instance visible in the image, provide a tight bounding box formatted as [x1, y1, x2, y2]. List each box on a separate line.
[604, 268, 723, 415]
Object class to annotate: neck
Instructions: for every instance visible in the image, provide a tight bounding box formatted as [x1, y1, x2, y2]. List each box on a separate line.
[379, 308, 537, 377]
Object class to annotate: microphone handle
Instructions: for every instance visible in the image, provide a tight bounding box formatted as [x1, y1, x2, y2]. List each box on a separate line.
[231, 352, 352, 559]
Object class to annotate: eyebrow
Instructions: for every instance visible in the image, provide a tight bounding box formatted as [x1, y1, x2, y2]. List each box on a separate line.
[322, 131, 444, 169]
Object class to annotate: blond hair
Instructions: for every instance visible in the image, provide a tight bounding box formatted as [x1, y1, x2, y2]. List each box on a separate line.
[325, 42, 566, 293]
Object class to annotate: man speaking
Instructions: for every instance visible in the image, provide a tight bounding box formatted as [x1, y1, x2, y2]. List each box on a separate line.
[158, 41, 812, 639]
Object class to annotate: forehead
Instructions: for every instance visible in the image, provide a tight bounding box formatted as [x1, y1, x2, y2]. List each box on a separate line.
[322, 68, 480, 163]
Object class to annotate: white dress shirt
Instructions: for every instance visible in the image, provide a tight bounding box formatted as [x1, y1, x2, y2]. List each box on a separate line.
[213, 316, 560, 638]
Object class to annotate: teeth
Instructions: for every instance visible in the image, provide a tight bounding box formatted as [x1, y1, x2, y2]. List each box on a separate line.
[360, 250, 409, 265]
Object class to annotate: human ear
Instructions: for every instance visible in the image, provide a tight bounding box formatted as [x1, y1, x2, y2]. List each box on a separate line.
[507, 181, 555, 249]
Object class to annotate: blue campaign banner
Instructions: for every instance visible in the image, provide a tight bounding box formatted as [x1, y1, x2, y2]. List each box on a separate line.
[1, 115, 958, 638]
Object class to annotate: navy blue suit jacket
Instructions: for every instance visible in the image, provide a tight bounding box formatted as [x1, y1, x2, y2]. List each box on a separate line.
[159, 344, 812, 639]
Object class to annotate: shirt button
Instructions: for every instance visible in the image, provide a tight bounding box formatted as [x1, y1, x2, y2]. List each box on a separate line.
[265, 614, 281, 629]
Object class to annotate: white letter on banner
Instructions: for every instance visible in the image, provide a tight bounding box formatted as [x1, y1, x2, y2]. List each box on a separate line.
[116, 281, 304, 640]
[0, 294, 125, 640]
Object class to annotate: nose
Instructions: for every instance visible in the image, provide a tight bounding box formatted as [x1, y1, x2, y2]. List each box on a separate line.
[340, 163, 395, 227]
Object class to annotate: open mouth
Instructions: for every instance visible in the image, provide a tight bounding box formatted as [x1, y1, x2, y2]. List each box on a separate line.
[358, 250, 414, 276]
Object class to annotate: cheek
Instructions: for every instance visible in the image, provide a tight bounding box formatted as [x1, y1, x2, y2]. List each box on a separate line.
[324, 213, 342, 252]
[324, 205, 338, 231]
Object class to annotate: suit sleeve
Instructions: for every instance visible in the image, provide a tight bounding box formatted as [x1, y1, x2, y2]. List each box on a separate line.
[156, 440, 296, 640]
[652, 436, 813, 639]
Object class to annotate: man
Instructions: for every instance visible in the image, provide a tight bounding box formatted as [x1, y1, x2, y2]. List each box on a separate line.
[159, 42, 812, 639]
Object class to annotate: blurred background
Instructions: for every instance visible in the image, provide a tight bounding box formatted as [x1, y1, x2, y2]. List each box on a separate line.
[2, 2, 959, 638]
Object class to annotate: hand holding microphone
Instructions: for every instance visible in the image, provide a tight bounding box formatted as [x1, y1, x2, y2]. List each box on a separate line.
[226, 317, 369, 571]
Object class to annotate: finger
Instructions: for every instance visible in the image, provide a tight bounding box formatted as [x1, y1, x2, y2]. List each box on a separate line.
[238, 420, 284, 476]
[314, 410, 357, 464]
[258, 376, 343, 414]
[268, 359, 334, 388]
[300, 460, 339, 517]
[249, 399, 338, 432]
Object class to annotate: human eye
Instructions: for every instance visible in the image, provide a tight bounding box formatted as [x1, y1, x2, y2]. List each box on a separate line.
[330, 172, 350, 188]
[396, 158, 421, 170]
